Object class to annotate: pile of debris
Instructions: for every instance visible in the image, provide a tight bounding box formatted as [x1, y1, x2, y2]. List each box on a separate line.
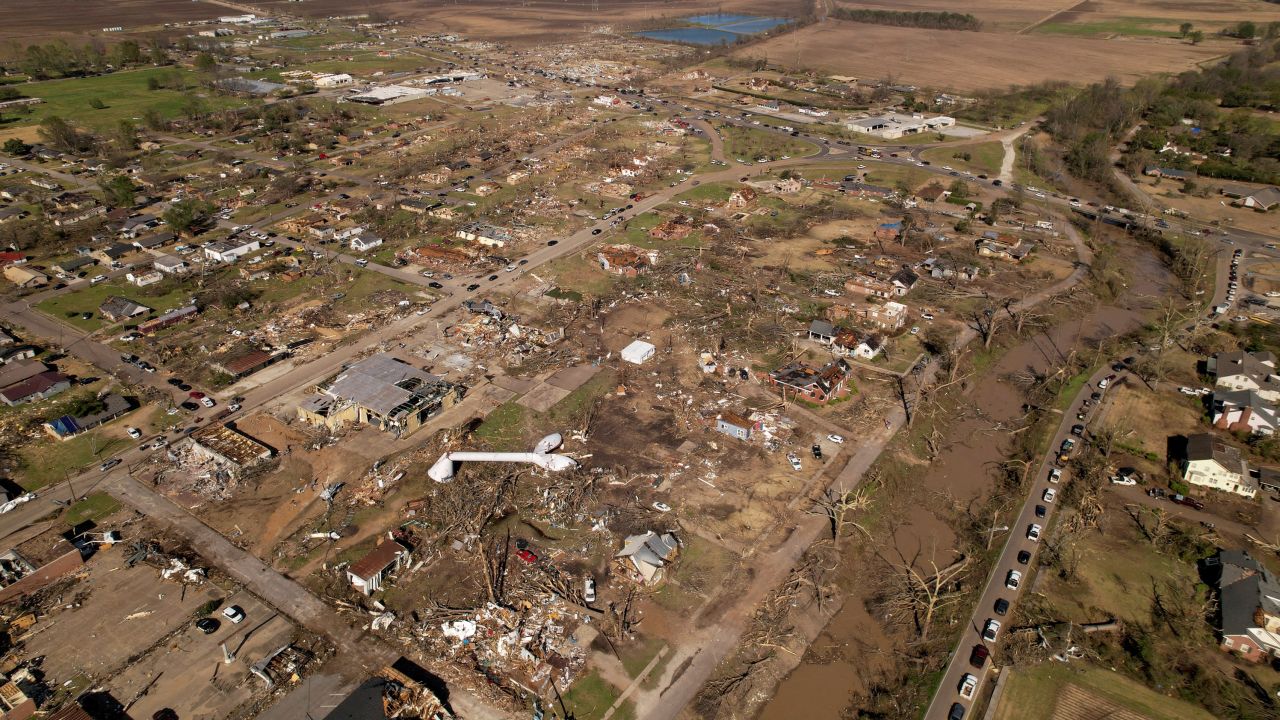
[430, 598, 587, 698]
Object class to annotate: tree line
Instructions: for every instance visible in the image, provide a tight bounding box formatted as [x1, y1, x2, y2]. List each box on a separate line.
[1041, 39, 1280, 185]
[831, 8, 982, 31]
[2, 39, 169, 80]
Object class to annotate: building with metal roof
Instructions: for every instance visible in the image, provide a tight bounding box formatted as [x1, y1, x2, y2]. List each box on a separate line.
[297, 354, 463, 435]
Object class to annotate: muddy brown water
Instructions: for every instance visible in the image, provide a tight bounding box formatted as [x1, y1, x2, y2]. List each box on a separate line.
[756, 243, 1175, 719]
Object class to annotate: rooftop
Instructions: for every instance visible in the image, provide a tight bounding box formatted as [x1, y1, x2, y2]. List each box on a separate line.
[326, 354, 455, 420]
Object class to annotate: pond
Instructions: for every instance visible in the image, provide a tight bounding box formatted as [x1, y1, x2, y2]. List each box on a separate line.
[637, 13, 790, 46]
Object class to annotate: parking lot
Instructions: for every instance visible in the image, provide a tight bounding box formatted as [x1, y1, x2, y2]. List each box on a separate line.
[106, 590, 297, 720]
[23, 548, 221, 683]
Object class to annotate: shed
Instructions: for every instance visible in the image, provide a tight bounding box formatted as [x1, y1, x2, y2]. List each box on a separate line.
[347, 540, 410, 595]
[621, 340, 656, 365]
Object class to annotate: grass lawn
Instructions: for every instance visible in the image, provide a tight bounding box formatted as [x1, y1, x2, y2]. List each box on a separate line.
[543, 254, 617, 297]
[561, 671, 633, 720]
[617, 635, 665, 678]
[920, 141, 1004, 177]
[4, 68, 242, 131]
[18, 431, 131, 491]
[719, 125, 817, 162]
[334, 271, 422, 311]
[62, 492, 121, 526]
[676, 182, 734, 203]
[36, 279, 192, 332]
[994, 662, 1216, 720]
[1034, 17, 1187, 38]
[1039, 523, 1200, 625]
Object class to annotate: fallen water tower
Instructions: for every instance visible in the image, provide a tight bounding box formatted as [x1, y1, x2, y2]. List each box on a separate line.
[428, 432, 578, 482]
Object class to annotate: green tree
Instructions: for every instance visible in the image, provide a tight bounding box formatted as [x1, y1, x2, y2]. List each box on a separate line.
[1236, 21, 1257, 39]
[162, 198, 213, 235]
[99, 175, 137, 208]
[113, 119, 138, 150]
[194, 53, 217, 73]
[1179, 22, 1193, 37]
[89, 97, 105, 109]
[2, 139, 31, 156]
[114, 40, 142, 66]
[1189, 30, 1204, 45]
[63, 392, 106, 418]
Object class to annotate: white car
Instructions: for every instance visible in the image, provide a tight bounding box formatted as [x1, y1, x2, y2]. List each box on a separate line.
[222, 605, 246, 624]
[787, 453, 803, 471]
[827, 434, 845, 444]
[1178, 386, 1199, 395]
[982, 619, 1001, 642]
[1048, 468, 1062, 483]
[959, 673, 978, 700]
[652, 501, 671, 513]
[1043, 488, 1056, 504]
[584, 577, 597, 603]
[1027, 524, 1042, 542]
[921, 312, 935, 321]
[1110, 475, 1137, 486]
[200, 397, 215, 408]
[1005, 570, 1022, 589]
[126, 427, 142, 439]
[228, 403, 242, 413]
[90, 274, 108, 285]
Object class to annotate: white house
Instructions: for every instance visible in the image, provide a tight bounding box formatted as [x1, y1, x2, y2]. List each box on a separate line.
[203, 238, 260, 263]
[350, 233, 384, 252]
[1213, 390, 1278, 435]
[1211, 350, 1280, 402]
[1182, 433, 1256, 498]
[153, 254, 189, 274]
[313, 73, 353, 88]
[127, 270, 163, 287]
[456, 223, 511, 248]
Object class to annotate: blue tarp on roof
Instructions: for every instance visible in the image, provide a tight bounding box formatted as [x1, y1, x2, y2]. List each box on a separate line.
[47, 415, 80, 438]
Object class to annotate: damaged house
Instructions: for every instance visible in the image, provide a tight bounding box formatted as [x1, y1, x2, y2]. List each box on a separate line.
[615, 531, 680, 585]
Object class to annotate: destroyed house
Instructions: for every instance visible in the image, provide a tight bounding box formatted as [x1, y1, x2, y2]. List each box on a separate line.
[766, 359, 851, 404]
[187, 424, 273, 475]
[300, 354, 463, 435]
[347, 539, 410, 595]
[138, 305, 198, 334]
[715, 412, 756, 441]
[597, 244, 656, 277]
[213, 348, 277, 378]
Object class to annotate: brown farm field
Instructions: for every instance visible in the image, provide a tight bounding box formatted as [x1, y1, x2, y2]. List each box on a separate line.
[836, 0, 1280, 35]
[0, 0, 221, 42]
[258, 0, 809, 44]
[734, 20, 1228, 92]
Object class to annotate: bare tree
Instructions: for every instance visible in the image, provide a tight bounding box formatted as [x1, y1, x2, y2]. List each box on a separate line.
[808, 488, 872, 549]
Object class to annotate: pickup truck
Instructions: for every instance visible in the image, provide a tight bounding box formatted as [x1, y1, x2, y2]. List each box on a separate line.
[1171, 494, 1206, 510]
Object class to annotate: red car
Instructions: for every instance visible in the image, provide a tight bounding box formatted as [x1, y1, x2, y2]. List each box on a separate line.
[969, 644, 989, 668]
[516, 549, 538, 564]
[188, 390, 206, 399]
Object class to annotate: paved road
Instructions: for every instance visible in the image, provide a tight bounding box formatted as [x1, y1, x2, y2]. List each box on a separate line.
[923, 193, 1244, 719]
[922, 364, 1119, 720]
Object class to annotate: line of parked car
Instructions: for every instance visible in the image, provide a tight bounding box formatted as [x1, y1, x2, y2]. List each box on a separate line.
[948, 373, 1113, 718]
